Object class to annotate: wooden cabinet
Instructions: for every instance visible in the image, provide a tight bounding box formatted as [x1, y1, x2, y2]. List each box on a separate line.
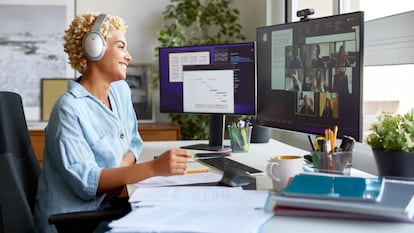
[29, 129, 47, 168]
[29, 123, 180, 168]
[138, 123, 181, 141]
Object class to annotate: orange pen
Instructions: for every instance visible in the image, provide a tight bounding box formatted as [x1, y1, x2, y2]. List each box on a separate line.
[333, 125, 338, 150]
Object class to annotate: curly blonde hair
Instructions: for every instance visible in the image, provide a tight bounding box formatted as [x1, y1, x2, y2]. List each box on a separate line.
[63, 13, 127, 74]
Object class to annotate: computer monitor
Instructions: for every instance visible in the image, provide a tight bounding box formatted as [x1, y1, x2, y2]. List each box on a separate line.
[256, 11, 364, 142]
[158, 42, 256, 151]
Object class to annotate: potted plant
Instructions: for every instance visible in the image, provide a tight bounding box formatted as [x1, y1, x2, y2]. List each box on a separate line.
[365, 109, 414, 178]
[154, 0, 246, 140]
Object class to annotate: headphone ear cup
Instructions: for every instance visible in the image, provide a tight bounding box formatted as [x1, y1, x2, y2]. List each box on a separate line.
[82, 31, 106, 61]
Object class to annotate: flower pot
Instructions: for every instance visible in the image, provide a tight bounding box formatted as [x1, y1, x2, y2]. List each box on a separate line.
[372, 150, 414, 178]
[250, 123, 270, 143]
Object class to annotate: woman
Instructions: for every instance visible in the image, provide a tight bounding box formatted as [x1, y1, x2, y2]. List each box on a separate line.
[300, 94, 315, 115]
[289, 69, 302, 91]
[311, 68, 325, 92]
[336, 45, 349, 67]
[333, 67, 350, 93]
[311, 44, 324, 68]
[34, 13, 192, 233]
[322, 98, 333, 118]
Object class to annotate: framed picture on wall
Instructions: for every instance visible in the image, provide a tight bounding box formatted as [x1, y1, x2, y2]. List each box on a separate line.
[126, 61, 155, 123]
[41, 78, 71, 121]
[0, 0, 75, 121]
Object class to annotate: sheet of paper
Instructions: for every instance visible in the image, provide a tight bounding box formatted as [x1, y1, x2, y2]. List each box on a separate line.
[135, 190, 269, 211]
[115, 184, 272, 232]
[133, 171, 222, 188]
[129, 186, 245, 203]
[109, 205, 274, 233]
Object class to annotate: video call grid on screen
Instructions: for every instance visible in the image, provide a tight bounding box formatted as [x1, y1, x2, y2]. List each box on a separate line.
[158, 42, 256, 115]
[257, 12, 364, 141]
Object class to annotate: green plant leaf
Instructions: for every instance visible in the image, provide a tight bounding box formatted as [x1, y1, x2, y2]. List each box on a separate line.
[365, 109, 414, 152]
[155, 0, 246, 140]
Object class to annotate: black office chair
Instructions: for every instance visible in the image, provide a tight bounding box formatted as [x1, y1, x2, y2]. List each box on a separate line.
[0, 91, 40, 233]
[0, 92, 129, 233]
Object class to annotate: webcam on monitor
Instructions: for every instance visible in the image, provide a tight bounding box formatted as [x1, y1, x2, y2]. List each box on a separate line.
[297, 8, 315, 21]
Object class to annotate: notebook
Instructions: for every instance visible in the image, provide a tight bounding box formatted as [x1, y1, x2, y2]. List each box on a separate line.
[265, 178, 414, 221]
[281, 174, 385, 202]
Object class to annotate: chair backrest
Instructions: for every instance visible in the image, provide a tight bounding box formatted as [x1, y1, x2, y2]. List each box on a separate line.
[0, 92, 40, 233]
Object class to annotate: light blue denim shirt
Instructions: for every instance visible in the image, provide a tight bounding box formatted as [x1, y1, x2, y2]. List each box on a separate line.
[34, 79, 143, 233]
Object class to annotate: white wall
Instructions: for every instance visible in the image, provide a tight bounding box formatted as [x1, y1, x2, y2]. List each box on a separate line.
[76, 0, 268, 64]
[76, 0, 170, 62]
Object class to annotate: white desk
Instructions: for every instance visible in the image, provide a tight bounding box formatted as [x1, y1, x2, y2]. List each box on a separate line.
[137, 138, 307, 170]
[130, 139, 414, 233]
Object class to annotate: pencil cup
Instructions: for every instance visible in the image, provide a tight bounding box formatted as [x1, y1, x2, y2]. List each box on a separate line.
[311, 151, 352, 175]
[228, 126, 252, 153]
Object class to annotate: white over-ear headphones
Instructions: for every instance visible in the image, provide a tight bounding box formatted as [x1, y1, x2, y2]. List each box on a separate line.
[82, 13, 108, 61]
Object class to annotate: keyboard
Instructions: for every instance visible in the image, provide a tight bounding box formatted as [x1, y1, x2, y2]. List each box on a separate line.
[199, 157, 263, 175]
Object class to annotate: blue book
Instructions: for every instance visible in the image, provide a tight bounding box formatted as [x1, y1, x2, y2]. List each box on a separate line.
[281, 174, 385, 202]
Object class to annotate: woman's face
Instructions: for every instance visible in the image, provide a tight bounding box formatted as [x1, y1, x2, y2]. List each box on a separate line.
[316, 69, 321, 79]
[97, 30, 132, 81]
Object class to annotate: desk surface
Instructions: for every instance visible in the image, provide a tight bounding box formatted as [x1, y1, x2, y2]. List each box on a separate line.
[131, 139, 414, 233]
[137, 139, 308, 169]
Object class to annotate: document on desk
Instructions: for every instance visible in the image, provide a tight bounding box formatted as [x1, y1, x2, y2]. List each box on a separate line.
[109, 205, 273, 233]
[130, 186, 269, 212]
[112, 187, 272, 233]
[130, 186, 248, 202]
[133, 171, 222, 188]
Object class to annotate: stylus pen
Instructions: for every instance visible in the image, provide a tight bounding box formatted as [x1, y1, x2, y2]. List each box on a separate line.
[189, 156, 227, 162]
[153, 156, 226, 161]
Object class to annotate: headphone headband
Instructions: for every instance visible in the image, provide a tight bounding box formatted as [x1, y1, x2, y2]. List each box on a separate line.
[91, 14, 107, 33]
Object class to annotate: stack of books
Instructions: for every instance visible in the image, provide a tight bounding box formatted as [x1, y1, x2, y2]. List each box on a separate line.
[264, 173, 414, 222]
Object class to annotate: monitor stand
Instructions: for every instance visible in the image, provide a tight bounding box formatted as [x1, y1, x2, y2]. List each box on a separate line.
[181, 114, 231, 151]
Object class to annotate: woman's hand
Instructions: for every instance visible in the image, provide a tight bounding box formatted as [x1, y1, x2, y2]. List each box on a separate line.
[97, 149, 192, 194]
[153, 149, 193, 176]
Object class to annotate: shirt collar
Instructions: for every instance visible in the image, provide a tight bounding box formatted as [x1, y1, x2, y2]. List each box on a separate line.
[68, 78, 90, 99]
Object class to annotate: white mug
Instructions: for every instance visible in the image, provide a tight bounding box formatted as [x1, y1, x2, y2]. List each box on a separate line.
[266, 155, 303, 191]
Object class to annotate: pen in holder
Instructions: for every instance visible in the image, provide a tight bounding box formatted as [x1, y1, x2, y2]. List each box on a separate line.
[228, 124, 252, 153]
[311, 151, 353, 175]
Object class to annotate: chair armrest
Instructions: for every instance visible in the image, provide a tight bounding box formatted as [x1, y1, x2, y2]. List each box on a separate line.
[48, 208, 127, 233]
